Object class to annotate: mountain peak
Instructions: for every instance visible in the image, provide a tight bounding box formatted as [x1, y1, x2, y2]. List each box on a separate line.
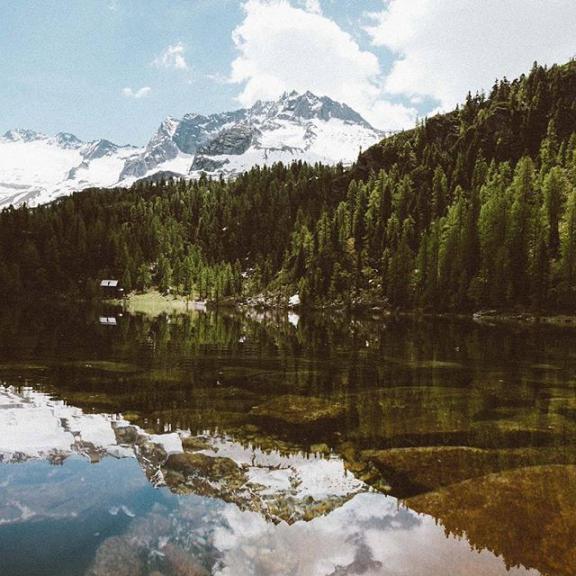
[82, 139, 120, 161]
[268, 90, 374, 129]
[3, 128, 47, 143]
[120, 91, 382, 182]
[2, 129, 85, 149]
[54, 132, 83, 149]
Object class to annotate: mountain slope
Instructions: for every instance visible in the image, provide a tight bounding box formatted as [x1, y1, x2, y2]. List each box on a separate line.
[0, 129, 141, 207]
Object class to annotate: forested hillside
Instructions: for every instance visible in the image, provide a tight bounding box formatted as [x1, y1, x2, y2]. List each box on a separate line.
[2, 60, 576, 312]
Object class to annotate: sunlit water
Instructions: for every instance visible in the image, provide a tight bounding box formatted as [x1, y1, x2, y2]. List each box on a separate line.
[1, 304, 575, 576]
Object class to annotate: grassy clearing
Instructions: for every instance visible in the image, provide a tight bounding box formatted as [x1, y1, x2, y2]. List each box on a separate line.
[120, 291, 204, 316]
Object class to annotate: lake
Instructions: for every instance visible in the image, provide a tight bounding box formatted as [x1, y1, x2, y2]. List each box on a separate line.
[1, 303, 575, 576]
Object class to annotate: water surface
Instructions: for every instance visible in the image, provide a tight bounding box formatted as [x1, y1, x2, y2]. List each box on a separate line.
[1, 304, 575, 576]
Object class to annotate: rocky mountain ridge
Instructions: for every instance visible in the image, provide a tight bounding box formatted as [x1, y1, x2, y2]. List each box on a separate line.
[0, 91, 383, 207]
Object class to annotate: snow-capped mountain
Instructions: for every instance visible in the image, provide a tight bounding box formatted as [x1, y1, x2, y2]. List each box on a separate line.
[121, 91, 383, 183]
[0, 92, 383, 207]
[0, 129, 141, 207]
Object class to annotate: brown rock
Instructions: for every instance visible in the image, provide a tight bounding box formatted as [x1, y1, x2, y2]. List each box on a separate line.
[250, 395, 346, 426]
[163, 452, 246, 498]
[181, 437, 213, 452]
[361, 445, 576, 497]
[165, 452, 241, 478]
[162, 544, 208, 576]
[405, 465, 576, 576]
[86, 536, 143, 576]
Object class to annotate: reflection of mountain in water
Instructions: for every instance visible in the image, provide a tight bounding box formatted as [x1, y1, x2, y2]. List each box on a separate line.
[0, 386, 367, 524]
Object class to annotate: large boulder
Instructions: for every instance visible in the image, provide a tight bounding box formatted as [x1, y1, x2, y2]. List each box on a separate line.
[406, 465, 576, 576]
[162, 544, 208, 576]
[360, 446, 576, 497]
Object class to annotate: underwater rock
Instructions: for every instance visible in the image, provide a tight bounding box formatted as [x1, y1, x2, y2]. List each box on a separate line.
[354, 386, 576, 448]
[114, 425, 140, 445]
[165, 452, 243, 478]
[181, 437, 213, 452]
[86, 536, 144, 576]
[360, 446, 576, 497]
[163, 452, 247, 498]
[125, 510, 172, 548]
[250, 395, 347, 427]
[471, 411, 576, 447]
[362, 386, 475, 446]
[137, 440, 170, 464]
[406, 465, 576, 576]
[162, 544, 209, 576]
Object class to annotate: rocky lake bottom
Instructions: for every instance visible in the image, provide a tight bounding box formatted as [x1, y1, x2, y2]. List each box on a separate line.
[1, 304, 575, 576]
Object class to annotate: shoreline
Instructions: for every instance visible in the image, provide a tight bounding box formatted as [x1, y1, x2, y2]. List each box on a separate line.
[110, 290, 576, 330]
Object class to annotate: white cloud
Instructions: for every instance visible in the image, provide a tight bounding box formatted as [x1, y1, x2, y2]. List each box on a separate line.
[121, 86, 152, 99]
[152, 42, 189, 71]
[229, 0, 417, 130]
[207, 72, 229, 85]
[299, 0, 322, 14]
[366, 0, 576, 110]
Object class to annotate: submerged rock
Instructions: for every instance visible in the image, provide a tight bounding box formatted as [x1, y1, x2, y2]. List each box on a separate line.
[360, 446, 576, 497]
[163, 452, 247, 498]
[165, 452, 243, 478]
[86, 536, 144, 576]
[250, 395, 347, 427]
[406, 465, 576, 576]
[181, 437, 213, 452]
[471, 410, 576, 447]
[364, 386, 475, 446]
[354, 385, 576, 449]
[162, 544, 209, 576]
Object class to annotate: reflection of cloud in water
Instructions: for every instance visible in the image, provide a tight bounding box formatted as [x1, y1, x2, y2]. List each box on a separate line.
[288, 312, 300, 328]
[212, 493, 538, 576]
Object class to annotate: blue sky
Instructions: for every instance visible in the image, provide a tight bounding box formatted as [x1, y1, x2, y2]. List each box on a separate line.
[1, 0, 575, 145]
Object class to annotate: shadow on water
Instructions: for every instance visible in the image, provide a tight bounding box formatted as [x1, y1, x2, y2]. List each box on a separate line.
[1, 302, 576, 575]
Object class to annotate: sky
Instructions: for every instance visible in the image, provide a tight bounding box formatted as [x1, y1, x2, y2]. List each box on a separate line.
[1, 0, 575, 145]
